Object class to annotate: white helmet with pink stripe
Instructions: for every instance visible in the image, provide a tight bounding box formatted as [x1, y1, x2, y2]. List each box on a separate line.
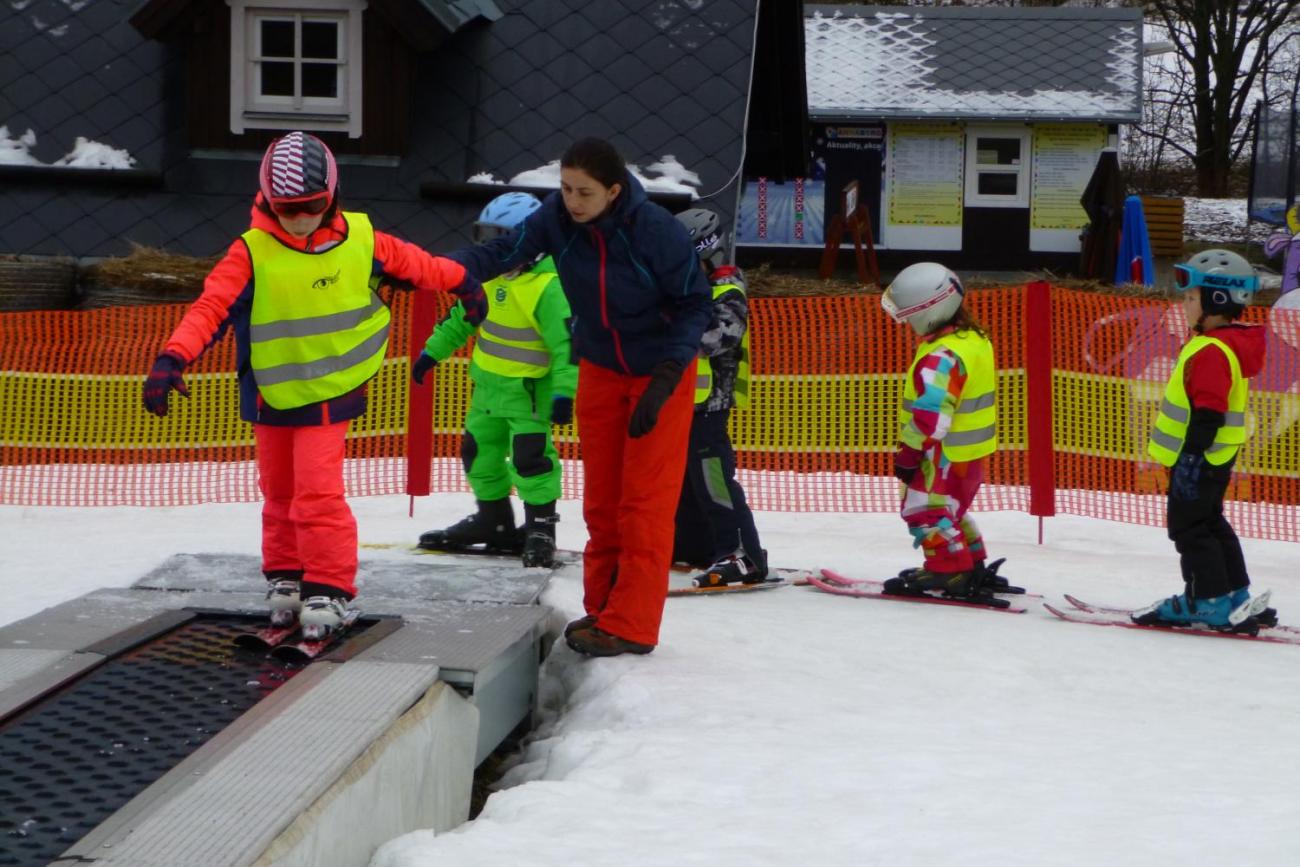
[258, 131, 338, 211]
[882, 262, 965, 336]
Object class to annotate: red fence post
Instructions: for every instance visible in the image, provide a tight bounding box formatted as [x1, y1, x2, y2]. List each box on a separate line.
[405, 291, 437, 502]
[1024, 281, 1056, 538]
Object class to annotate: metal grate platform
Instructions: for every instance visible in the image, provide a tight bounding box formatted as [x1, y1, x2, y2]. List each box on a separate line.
[0, 617, 305, 867]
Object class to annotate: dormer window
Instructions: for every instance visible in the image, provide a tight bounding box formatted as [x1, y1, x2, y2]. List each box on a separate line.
[229, 0, 365, 138]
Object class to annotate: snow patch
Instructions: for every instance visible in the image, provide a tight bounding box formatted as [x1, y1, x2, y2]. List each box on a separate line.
[467, 155, 702, 198]
[0, 126, 41, 166]
[0, 127, 137, 169]
[52, 136, 136, 169]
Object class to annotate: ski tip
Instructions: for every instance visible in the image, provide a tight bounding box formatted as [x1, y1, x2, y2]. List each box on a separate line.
[1042, 602, 1071, 619]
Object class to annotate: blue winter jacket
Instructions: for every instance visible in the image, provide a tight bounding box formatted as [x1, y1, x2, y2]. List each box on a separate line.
[449, 173, 713, 376]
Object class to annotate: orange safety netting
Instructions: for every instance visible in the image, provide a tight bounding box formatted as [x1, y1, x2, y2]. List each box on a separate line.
[2, 285, 1297, 540]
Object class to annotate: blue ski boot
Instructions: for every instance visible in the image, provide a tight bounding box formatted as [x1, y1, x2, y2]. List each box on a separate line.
[1132, 592, 1235, 628]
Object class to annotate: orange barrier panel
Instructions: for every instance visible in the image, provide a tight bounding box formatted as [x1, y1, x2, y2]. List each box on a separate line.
[3, 286, 1298, 541]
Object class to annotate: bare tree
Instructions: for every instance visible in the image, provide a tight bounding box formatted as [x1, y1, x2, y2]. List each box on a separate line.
[1150, 0, 1300, 196]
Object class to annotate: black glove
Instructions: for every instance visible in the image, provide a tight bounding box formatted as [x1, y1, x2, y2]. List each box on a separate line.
[1170, 451, 1203, 502]
[452, 276, 488, 326]
[628, 359, 685, 438]
[893, 445, 922, 484]
[551, 395, 574, 426]
[411, 352, 437, 385]
[142, 352, 189, 417]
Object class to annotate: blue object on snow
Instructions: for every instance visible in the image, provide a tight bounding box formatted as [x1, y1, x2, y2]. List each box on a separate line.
[1115, 194, 1155, 285]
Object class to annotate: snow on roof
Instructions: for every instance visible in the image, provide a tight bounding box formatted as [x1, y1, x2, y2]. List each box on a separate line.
[467, 156, 702, 198]
[0, 126, 137, 169]
[804, 6, 1142, 122]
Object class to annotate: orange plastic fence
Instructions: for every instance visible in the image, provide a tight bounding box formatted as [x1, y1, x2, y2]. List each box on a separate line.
[2, 286, 1297, 540]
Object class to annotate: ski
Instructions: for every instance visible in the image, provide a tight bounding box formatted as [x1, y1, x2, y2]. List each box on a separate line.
[232, 623, 300, 651]
[1063, 594, 1295, 635]
[360, 541, 579, 567]
[797, 562, 1033, 597]
[807, 570, 1028, 613]
[1043, 603, 1300, 645]
[271, 609, 363, 662]
[668, 577, 789, 597]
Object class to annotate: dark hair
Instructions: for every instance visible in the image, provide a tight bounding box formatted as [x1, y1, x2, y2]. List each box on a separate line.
[561, 137, 626, 189]
[946, 305, 988, 339]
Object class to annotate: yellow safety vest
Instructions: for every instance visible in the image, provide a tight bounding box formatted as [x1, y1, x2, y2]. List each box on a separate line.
[472, 257, 560, 378]
[694, 279, 751, 408]
[244, 212, 389, 409]
[1147, 335, 1247, 467]
[898, 329, 998, 462]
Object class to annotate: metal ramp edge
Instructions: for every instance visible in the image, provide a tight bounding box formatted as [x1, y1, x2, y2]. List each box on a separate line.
[50, 660, 476, 867]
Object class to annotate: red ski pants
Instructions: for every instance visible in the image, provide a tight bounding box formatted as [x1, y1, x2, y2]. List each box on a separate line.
[577, 359, 696, 646]
[255, 421, 358, 597]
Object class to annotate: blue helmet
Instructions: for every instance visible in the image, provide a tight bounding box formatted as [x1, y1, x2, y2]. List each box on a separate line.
[475, 192, 541, 243]
[1174, 248, 1258, 316]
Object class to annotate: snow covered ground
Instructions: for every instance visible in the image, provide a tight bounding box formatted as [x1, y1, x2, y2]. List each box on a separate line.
[4, 490, 1299, 866]
[1183, 197, 1272, 246]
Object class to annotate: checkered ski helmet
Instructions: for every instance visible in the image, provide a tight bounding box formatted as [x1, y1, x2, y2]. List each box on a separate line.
[258, 131, 338, 208]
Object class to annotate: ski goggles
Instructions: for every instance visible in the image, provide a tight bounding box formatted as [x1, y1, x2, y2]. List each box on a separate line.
[1173, 264, 1259, 294]
[472, 222, 514, 244]
[270, 193, 331, 217]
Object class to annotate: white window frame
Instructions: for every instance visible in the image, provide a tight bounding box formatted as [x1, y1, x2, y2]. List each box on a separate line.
[229, 0, 365, 138]
[963, 126, 1031, 209]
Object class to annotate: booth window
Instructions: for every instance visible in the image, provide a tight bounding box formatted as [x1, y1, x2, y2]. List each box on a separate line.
[229, 0, 365, 138]
[964, 128, 1030, 208]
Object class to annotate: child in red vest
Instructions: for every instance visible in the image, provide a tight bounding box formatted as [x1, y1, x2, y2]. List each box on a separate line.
[142, 131, 485, 639]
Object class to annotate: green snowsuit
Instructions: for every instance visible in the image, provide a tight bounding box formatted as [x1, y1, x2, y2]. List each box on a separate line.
[422, 256, 577, 505]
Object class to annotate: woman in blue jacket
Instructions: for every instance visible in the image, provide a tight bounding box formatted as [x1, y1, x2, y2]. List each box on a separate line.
[451, 137, 712, 656]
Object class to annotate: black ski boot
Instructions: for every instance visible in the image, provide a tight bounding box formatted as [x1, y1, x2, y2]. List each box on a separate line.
[691, 549, 768, 588]
[521, 501, 559, 568]
[974, 558, 1024, 594]
[893, 557, 1022, 594]
[418, 498, 522, 554]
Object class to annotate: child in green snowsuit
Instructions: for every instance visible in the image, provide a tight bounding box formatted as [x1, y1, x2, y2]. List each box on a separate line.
[413, 193, 578, 567]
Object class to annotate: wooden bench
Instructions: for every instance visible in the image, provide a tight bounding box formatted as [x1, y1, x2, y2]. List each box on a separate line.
[1141, 196, 1184, 257]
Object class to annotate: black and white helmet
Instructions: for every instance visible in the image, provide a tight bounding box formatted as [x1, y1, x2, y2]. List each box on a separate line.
[675, 207, 727, 270]
[882, 262, 965, 336]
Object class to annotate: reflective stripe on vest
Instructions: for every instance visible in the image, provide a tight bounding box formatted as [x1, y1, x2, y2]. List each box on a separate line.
[897, 329, 998, 461]
[1147, 335, 1247, 467]
[244, 212, 388, 410]
[472, 257, 559, 378]
[695, 280, 752, 408]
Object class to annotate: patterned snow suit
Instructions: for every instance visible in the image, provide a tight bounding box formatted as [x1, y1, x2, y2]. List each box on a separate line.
[897, 326, 998, 574]
[673, 266, 762, 568]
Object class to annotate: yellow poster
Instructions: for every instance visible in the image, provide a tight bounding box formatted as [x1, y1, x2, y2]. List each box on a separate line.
[887, 123, 963, 226]
[1031, 124, 1107, 229]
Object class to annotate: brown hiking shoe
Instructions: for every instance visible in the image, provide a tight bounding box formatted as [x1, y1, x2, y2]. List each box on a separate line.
[563, 614, 597, 638]
[565, 625, 654, 657]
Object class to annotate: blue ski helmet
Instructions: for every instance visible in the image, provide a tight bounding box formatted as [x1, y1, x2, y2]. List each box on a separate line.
[474, 192, 541, 243]
[1174, 248, 1258, 317]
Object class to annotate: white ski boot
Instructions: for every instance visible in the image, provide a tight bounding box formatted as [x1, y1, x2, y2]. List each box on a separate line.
[265, 578, 301, 627]
[299, 595, 349, 641]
